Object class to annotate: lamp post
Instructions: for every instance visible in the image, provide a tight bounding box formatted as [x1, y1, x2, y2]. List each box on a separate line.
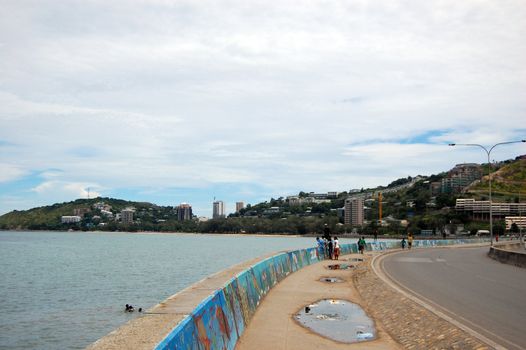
[449, 140, 526, 245]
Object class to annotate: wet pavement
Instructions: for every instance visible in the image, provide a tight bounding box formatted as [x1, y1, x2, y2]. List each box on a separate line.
[295, 299, 376, 343]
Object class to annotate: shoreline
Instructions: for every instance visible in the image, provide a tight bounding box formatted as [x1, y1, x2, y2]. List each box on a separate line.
[1, 229, 490, 241]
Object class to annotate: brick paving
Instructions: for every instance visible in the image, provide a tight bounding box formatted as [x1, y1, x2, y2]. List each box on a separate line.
[353, 254, 491, 350]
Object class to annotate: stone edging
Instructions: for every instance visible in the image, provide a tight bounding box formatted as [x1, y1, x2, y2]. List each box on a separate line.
[353, 251, 490, 350]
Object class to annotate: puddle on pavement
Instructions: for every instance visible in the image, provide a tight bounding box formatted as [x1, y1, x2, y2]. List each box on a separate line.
[348, 257, 364, 262]
[295, 299, 376, 343]
[326, 264, 353, 270]
[320, 277, 344, 283]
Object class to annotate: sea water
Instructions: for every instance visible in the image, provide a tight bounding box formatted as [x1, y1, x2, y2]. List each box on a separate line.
[0, 230, 330, 349]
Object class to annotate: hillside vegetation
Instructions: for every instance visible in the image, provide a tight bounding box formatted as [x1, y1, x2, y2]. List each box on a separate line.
[466, 158, 526, 201]
[1, 157, 524, 235]
[0, 198, 160, 230]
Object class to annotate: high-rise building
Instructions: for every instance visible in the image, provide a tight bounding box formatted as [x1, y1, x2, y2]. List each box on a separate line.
[177, 203, 193, 221]
[344, 197, 364, 226]
[121, 209, 134, 224]
[236, 202, 245, 213]
[213, 200, 225, 219]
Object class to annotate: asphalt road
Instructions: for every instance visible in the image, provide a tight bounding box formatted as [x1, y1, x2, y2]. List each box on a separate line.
[381, 246, 526, 350]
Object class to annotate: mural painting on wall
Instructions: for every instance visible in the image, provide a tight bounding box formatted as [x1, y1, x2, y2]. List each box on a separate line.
[222, 280, 245, 341]
[155, 315, 199, 350]
[252, 260, 271, 295]
[192, 292, 233, 350]
[234, 272, 252, 325]
[236, 269, 259, 318]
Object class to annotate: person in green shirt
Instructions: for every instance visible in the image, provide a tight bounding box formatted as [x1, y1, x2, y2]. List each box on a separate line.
[357, 236, 366, 254]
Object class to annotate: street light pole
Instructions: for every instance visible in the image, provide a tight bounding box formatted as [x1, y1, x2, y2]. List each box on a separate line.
[449, 140, 525, 246]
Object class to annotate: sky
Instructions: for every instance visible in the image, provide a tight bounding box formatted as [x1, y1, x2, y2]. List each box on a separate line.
[1, 0, 525, 217]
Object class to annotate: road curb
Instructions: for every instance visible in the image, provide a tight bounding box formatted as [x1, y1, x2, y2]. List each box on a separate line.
[353, 248, 492, 349]
[372, 250, 505, 350]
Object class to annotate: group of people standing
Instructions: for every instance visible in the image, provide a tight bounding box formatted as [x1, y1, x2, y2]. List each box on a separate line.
[317, 226, 417, 256]
[317, 225, 340, 260]
[316, 235, 340, 260]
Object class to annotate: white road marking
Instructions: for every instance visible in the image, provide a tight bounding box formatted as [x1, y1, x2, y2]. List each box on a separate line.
[395, 257, 433, 263]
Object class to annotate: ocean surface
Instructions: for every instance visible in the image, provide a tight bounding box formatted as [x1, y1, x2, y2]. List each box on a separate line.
[0, 230, 355, 350]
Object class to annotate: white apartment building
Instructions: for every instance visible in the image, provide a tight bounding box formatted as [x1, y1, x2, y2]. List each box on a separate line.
[213, 200, 225, 219]
[61, 216, 82, 224]
[505, 216, 526, 230]
[456, 198, 526, 219]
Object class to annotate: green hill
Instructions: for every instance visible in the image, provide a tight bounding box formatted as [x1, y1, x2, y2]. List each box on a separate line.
[0, 197, 164, 230]
[465, 158, 526, 201]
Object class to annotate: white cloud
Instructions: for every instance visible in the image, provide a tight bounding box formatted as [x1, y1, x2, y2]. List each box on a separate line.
[0, 164, 27, 183]
[32, 181, 101, 198]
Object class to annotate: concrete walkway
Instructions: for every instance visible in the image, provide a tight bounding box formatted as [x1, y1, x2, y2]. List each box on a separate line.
[235, 253, 401, 350]
[237, 250, 491, 350]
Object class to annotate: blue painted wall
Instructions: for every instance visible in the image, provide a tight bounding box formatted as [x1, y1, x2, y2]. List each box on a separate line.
[155, 238, 488, 350]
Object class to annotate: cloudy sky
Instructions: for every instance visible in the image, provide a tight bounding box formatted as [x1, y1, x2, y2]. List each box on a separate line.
[1, 0, 525, 217]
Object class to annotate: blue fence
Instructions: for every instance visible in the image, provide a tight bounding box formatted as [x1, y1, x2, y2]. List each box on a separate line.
[155, 238, 488, 350]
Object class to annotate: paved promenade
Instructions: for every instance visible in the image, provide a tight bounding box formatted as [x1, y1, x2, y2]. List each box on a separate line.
[237, 251, 490, 350]
[236, 252, 399, 350]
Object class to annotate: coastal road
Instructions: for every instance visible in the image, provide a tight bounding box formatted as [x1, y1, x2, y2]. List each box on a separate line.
[379, 246, 526, 350]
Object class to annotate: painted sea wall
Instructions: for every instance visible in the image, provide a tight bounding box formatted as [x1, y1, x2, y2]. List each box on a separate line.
[154, 238, 488, 350]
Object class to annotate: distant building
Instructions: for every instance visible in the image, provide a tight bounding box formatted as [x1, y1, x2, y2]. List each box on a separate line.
[100, 209, 114, 218]
[236, 202, 245, 213]
[121, 209, 134, 224]
[430, 181, 442, 196]
[263, 207, 281, 215]
[73, 208, 90, 217]
[213, 200, 225, 219]
[177, 203, 193, 221]
[309, 192, 328, 200]
[344, 197, 364, 226]
[505, 216, 526, 230]
[93, 202, 112, 211]
[456, 198, 526, 220]
[286, 195, 329, 206]
[287, 196, 302, 206]
[441, 163, 482, 193]
[61, 216, 82, 224]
